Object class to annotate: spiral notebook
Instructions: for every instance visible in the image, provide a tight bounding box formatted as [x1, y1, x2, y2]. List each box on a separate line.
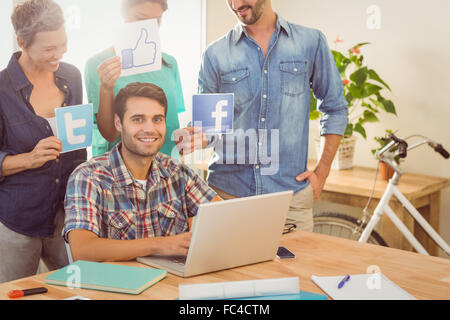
[45, 260, 167, 295]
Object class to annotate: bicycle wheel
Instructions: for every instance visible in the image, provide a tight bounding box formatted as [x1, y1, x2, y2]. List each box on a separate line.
[313, 212, 388, 247]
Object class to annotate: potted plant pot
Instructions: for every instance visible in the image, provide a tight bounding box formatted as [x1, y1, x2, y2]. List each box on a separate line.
[315, 136, 357, 170]
[372, 130, 401, 180]
[379, 161, 394, 181]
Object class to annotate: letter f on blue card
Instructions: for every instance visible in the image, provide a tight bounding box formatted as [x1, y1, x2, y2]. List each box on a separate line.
[192, 94, 234, 134]
[122, 28, 157, 69]
[212, 100, 229, 133]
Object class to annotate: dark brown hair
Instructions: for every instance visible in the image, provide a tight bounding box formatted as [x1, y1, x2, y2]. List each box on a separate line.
[113, 82, 168, 121]
[11, 0, 65, 48]
[121, 0, 170, 67]
[121, 0, 168, 16]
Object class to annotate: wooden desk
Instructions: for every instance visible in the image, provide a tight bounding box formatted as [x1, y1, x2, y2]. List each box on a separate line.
[1, 231, 449, 300]
[309, 160, 450, 256]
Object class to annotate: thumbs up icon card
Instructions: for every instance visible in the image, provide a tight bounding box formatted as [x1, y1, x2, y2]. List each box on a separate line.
[115, 18, 162, 76]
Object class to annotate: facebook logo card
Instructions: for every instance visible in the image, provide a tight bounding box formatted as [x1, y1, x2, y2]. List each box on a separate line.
[55, 104, 93, 153]
[192, 94, 234, 134]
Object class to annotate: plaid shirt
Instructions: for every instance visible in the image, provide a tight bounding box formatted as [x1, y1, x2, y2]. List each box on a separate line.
[63, 144, 216, 241]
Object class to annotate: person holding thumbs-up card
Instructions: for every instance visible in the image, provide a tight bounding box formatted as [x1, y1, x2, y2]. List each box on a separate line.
[84, 0, 185, 158]
[117, 20, 161, 75]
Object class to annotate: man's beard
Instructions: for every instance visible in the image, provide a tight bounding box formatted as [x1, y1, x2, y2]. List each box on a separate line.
[122, 131, 164, 159]
[234, 0, 266, 25]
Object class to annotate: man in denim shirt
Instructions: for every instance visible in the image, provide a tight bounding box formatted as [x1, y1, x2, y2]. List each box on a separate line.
[196, 0, 348, 231]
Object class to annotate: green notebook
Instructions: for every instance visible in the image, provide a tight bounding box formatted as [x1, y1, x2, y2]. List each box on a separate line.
[45, 260, 167, 295]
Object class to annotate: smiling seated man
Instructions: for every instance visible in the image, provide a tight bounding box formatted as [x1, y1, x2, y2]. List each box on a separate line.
[64, 82, 220, 262]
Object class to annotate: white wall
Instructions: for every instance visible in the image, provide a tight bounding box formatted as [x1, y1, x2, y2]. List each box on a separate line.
[206, 0, 450, 257]
[0, 1, 14, 69]
[160, 0, 206, 127]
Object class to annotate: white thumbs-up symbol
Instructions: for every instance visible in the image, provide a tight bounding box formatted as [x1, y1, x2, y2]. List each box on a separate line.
[122, 28, 157, 69]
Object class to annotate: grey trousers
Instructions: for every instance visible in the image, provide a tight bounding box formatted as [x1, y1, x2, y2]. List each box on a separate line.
[209, 184, 314, 232]
[0, 208, 69, 283]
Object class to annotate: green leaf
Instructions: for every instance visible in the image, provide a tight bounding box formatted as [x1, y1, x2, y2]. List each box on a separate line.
[348, 84, 363, 99]
[338, 65, 350, 78]
[345, 92, 354, 104]
[309, 90, 322, 120]
[369, 98, 385, 111]
[309, 110, 321, 120]
[362, 110, 379, 123]
[332, 50, 350, 64]
[350, 67, 368, 87]
[332, 50, 351, 77]
[332, 50, 350, 70]
[362, 83, 382, 98]
[361, 102, 378, 113]
[344, 123, 353, 136]
[309, 90, 317, 112]
[367, 69, 391, 91]
[350, 54, 361, 68]
[355, 42, 371, 48]
[377, 94, 397, 115]
[354, 123, 367, 139]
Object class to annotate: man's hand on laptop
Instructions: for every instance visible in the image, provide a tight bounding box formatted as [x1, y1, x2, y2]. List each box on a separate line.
[156, 232, 192, 256]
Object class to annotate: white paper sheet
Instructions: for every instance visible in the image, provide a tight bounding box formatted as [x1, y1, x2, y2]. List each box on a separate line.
[312, 273, 416, 300]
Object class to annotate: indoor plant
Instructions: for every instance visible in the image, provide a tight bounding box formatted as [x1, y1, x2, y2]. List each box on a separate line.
[311, 42, 397, 169]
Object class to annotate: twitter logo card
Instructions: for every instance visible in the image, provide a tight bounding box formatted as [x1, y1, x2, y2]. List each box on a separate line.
[193, 94, 234, 134]
[55, 104, 93, 153]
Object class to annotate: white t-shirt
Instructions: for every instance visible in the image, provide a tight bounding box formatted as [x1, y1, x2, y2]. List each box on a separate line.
[136, 179, 147, 190]
[46, 117, 57, 135]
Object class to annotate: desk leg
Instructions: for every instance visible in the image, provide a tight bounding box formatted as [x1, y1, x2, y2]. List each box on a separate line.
[414, 192, 440, 256]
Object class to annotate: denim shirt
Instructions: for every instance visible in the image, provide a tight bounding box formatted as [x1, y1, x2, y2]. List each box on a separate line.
[198, 15, 348, 197]
[0, 52, 87, 237]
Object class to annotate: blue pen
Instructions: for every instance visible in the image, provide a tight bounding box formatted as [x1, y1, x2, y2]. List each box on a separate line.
[338, 275, 351, 289]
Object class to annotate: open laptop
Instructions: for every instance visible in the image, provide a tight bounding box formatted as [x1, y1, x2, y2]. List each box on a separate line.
[136, 190, 293, 277]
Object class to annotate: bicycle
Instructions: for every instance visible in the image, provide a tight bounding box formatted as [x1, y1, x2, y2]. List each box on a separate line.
[313, 133, 450, 256]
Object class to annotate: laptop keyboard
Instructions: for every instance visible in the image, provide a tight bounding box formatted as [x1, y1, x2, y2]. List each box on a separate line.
[171, 256, 187, 265]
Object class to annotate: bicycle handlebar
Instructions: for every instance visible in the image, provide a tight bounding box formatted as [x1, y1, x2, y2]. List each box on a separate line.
[389, 134, 408, 159]
[428, 142, 450, 159]
[377, 133, 449, 162]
